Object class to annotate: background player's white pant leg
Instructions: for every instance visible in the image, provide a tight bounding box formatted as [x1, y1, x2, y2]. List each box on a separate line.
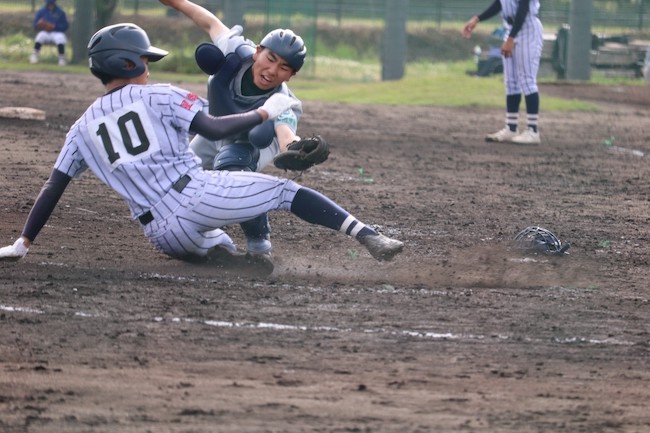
[515, 17, 544, 95]
[514, 17, 544, 95]
[502, 55, 521, 96]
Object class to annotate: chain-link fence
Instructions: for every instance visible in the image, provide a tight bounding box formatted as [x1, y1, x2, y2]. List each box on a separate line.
[3, 0, 650, 79]
[6, 0, 650, 32]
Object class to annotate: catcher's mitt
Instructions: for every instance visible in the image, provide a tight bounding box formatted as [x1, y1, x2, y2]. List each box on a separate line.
[37, 19, 55, 31]
[513, 226, 570, 256]
[273, 135, 330, 171]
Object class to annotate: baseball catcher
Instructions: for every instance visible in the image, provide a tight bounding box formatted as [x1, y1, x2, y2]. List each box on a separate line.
[273, 135, 330, 171]
[513, 226, 570, 256]
[161, 0, 334, 259]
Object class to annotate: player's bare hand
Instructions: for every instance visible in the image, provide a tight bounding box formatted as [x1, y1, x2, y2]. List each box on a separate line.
[0, 238, 29, 261]
[501, 37, 515, 57]
[462, 16, 479, 39]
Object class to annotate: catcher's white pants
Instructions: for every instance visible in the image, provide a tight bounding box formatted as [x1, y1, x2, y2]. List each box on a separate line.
[141, 169, 299, 258]
[190, 135, 280, 172]
[35, 31, 67, 46]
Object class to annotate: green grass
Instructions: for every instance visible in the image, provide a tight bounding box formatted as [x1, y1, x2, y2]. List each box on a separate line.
[0, 54, 632, 112]
[1, 4, 645, 113]
[291, 59, 600, 111]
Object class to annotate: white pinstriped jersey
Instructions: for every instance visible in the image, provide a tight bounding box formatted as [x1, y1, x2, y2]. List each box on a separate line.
[500, 0, 540, 22]
[54, 84, 206, 219]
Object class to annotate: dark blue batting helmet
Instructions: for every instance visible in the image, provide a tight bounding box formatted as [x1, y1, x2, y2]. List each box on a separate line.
[88, 23, 168, 80]
[259, 28, 306, 71]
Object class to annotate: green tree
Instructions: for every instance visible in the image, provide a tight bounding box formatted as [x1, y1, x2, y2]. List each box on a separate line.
[96, 0, 119, 28]
[71, 0, 95, 64]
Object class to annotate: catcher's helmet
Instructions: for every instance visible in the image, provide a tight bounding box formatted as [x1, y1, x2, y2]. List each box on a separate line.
[88, 23, 168, 81]
[260, 28, 306, 71]
[513, 226, 570, 256]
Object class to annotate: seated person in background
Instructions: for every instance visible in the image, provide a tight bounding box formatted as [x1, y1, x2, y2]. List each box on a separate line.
[30, 0, 69, 66]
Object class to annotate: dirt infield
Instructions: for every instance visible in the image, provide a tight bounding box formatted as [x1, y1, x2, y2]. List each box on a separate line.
[1, 69, 650, 433]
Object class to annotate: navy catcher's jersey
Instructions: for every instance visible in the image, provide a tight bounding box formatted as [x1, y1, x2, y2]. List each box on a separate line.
[211, 25, 301, 132]
[54, 84, 206, 219]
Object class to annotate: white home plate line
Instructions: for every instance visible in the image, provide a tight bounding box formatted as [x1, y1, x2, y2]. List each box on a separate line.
[0, 303, 634, 347]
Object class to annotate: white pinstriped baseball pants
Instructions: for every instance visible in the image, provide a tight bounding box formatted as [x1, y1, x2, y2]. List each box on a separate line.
[502, 16, 544, 96]
[141, 169, 299, 258]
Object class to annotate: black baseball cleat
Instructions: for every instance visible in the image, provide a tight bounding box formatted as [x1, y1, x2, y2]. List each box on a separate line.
[202, 247, 274, 277]
[359, 234, 404, 261]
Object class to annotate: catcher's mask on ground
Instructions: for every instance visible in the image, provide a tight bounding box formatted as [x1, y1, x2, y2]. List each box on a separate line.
[513, 226, 570, 256]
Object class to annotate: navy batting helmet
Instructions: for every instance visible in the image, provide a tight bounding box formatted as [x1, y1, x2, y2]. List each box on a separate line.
[260, 28, 306, 71]
[88, 23, 168, 81]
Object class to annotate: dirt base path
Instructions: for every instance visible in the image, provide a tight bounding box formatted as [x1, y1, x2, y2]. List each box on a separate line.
[1, 70, 650, 433]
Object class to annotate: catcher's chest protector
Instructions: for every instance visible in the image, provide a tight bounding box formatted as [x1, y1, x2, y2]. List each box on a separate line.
[206, 46, 275, 147]
[207, 45, 261, 117]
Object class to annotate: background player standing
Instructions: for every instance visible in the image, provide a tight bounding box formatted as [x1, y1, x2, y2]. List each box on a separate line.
[159, 0, 315, 260]
[30, 0, 69, 66]
[0, 23, 403, 273]
[462, 0, 543, 145]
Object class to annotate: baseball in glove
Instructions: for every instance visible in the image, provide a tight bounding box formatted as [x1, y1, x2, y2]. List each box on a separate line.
[37, 19, 55, 31]
[273, 135, 330, 171]
[513, 226, 570, 256]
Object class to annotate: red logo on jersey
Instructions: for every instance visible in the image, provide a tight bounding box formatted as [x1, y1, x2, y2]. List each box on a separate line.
[181, 100, 194, 110]
[185, 92, 199, 101]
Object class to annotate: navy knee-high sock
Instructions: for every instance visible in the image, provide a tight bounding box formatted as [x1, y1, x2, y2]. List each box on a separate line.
[524, 92, 540, 132]
[505, 94, 522, 132]
[291, 188, 376, 239]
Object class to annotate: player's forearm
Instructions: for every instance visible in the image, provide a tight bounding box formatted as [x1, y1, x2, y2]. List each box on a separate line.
[275, 124, 299, 152]
[190, 110, 264, 141]
[477, 0, 502, 22]
[22, 168, 71, 243]
[509, 0, 531, 38]
[159, 0, 228, 41]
